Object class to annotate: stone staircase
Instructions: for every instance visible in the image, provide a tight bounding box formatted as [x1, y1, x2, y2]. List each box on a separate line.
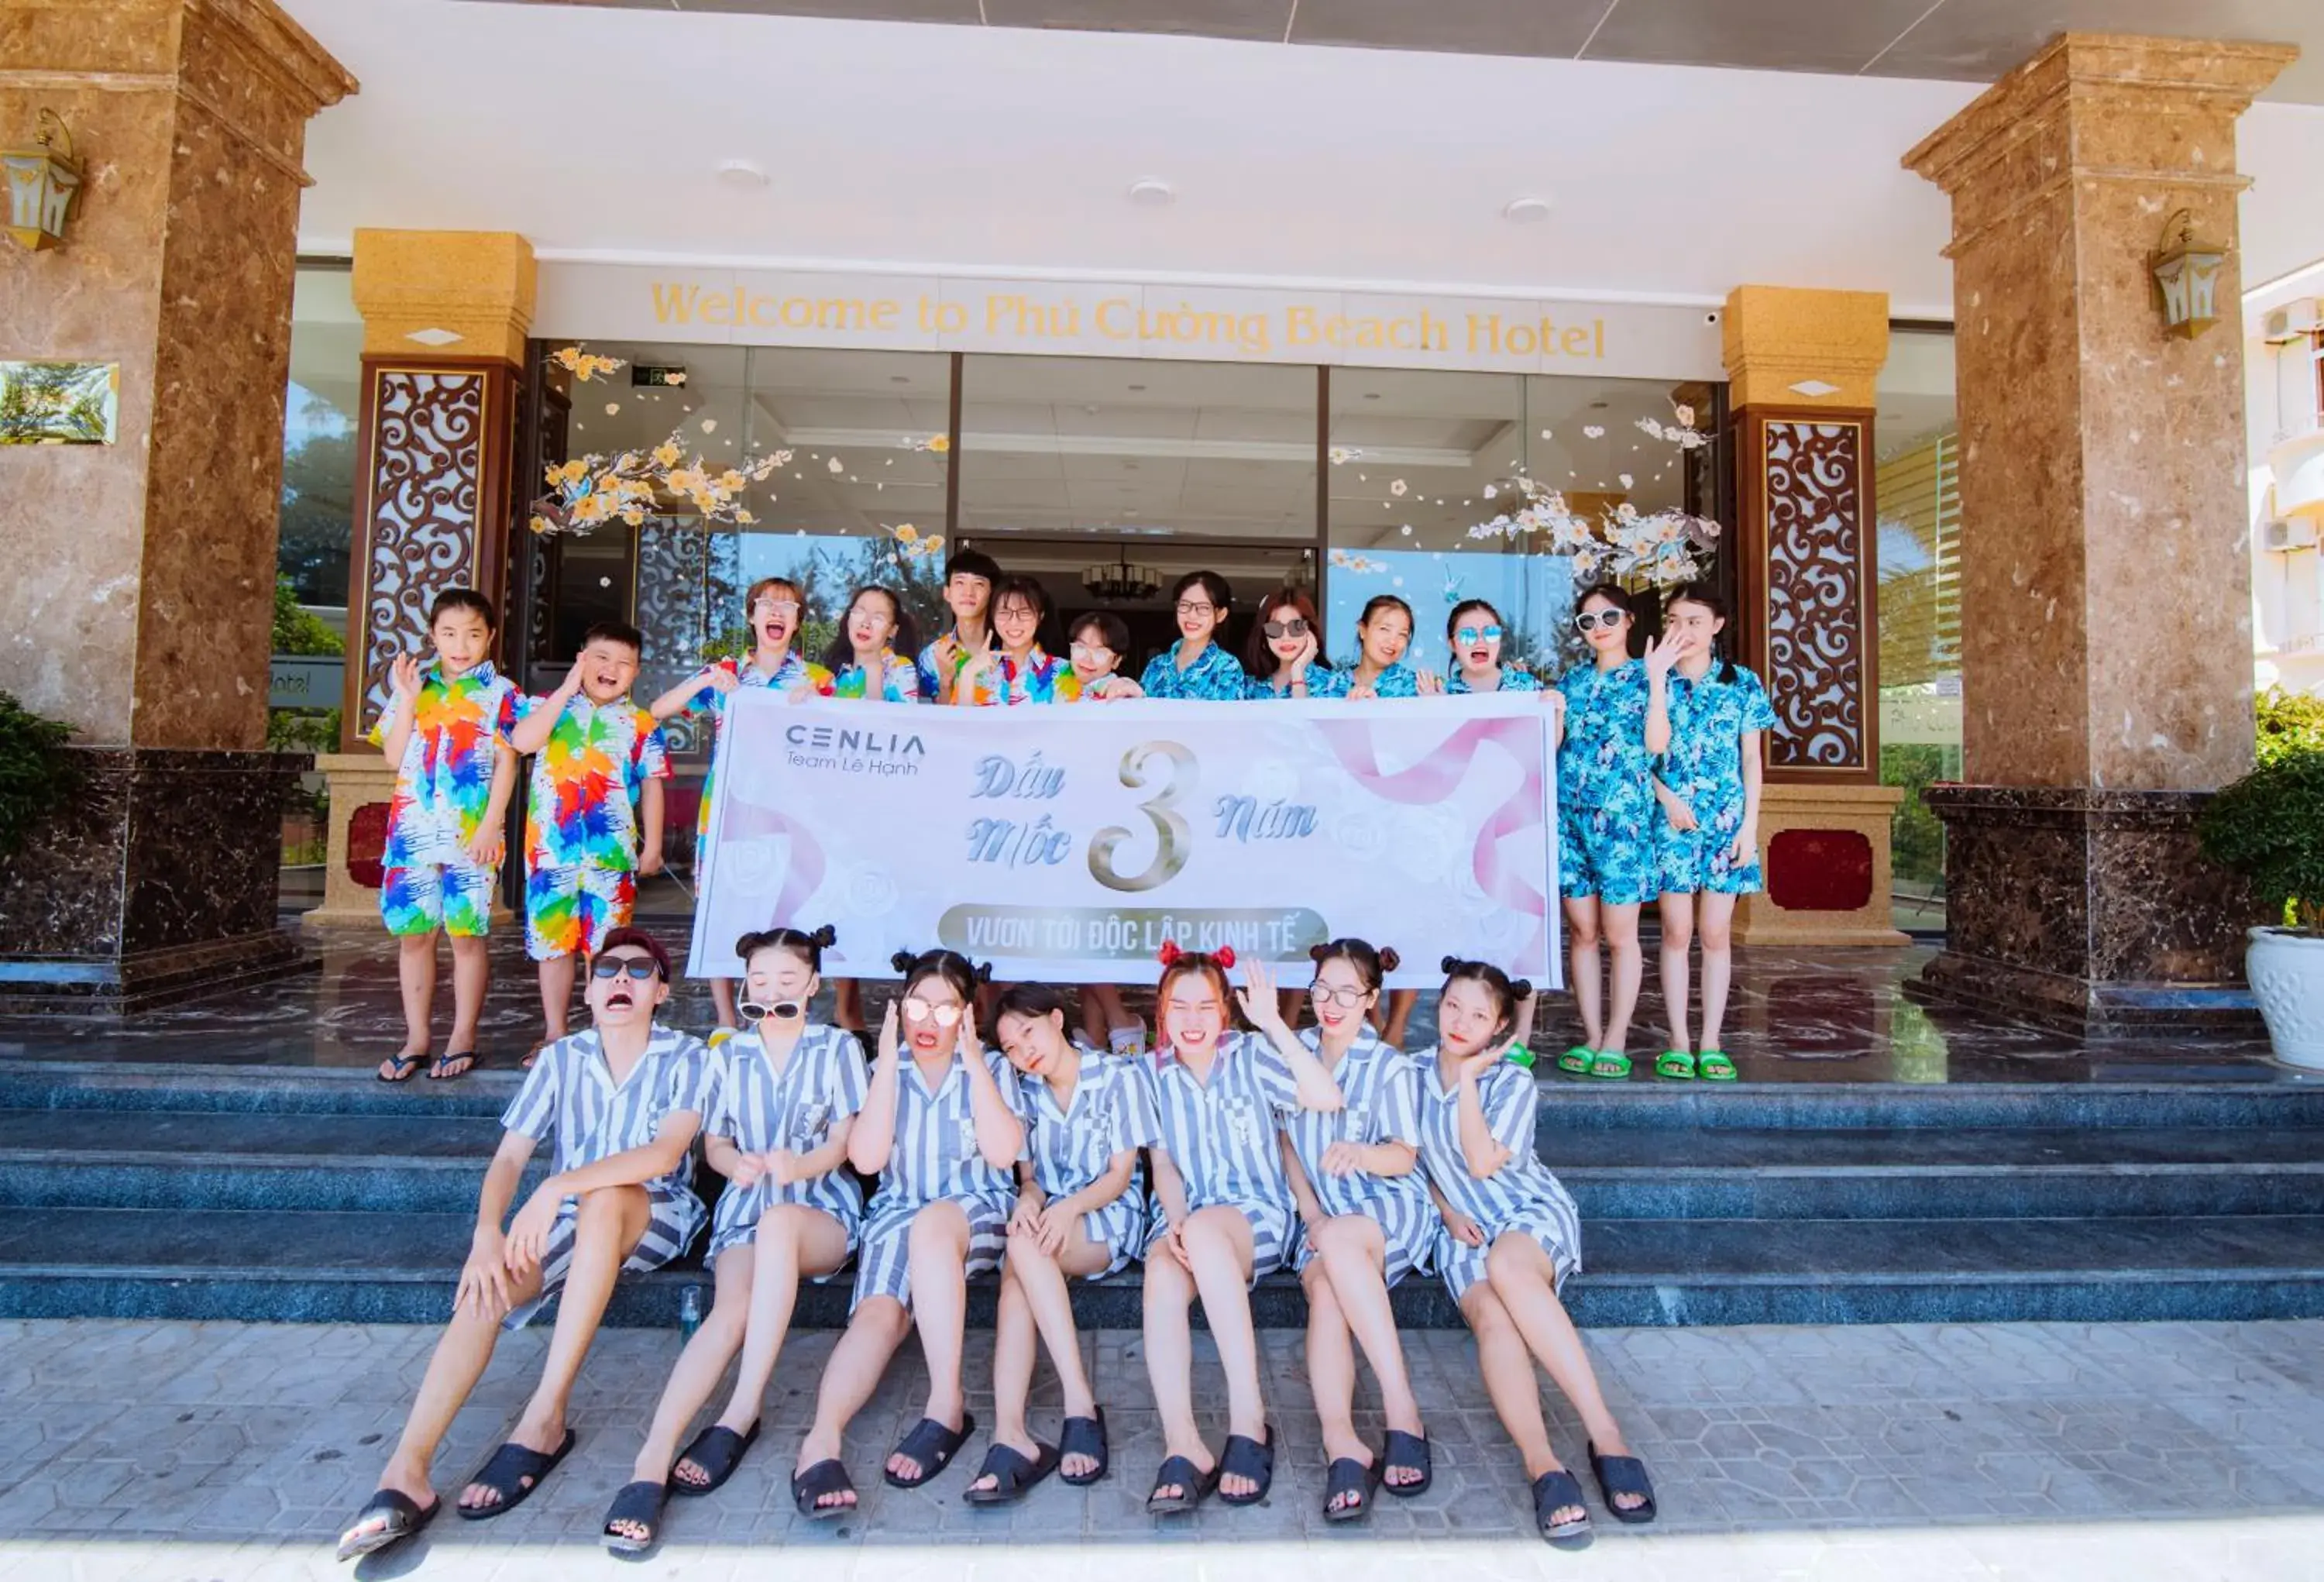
[3, 1062, 2322, 1329]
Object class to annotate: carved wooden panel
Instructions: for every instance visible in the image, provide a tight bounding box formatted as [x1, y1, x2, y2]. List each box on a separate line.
[1754, 416, 1872, 776]
[351, 370, 486, 738]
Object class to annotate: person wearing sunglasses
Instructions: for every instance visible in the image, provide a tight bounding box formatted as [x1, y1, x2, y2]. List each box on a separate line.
[1276, 938, 1436, 1524]
[1062, 609, 1145, 703]
[649, 575, 835, 1037]
[788, 948, 1026, 1518]
[339, 928, 710, 1564]
[1443, 598, 1545, 696]
[1138, 569, 1250, 700]
[1554, 585, 1679, 1082]
[603, 924, 862, 1553]
[1242, 586, 1349, 700]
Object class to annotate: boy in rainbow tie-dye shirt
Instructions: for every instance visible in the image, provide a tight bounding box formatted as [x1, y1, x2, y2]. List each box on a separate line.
[509, 622, 671, 1057]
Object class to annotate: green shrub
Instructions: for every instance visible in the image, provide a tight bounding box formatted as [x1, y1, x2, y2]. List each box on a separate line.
[2257, 686, 2324, 767]
[0, 692, 79, 859]
[2199, 746, 2324, 932]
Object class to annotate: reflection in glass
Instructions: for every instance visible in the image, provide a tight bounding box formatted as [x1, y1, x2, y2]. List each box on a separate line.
[278, 267, 362, 611]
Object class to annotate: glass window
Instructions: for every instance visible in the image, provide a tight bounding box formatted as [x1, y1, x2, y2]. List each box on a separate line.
[1875, 328, 1963, 934]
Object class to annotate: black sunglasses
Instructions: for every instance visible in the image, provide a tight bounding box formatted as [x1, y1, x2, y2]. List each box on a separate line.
[1263, 617, 1310, 638]
[591, 955, 662, 981]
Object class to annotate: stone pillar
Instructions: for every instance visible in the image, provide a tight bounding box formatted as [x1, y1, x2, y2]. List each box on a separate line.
[1720, 286, 1908, 947]
[1903, 33, 2293, 1030]
[306, 229, 535, 928]
[0, 1, 355, 1009]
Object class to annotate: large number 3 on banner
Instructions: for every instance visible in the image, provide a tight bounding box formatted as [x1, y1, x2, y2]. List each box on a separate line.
[1088, 740, 1196, 893]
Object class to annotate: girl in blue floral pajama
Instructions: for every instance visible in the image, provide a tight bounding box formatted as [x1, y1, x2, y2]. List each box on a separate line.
[1650, 585, 1776, 1082]
[1553, 586, 1676, 1081]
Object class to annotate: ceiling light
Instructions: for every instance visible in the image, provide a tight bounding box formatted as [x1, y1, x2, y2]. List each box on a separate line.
[1127, 178, 1175, 208]
[1502, 197, 1552, 223]
[717, 160, 771, 188]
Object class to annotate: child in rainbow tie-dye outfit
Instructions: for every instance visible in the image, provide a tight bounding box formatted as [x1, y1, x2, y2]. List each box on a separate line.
[509, 621, 672, 1061]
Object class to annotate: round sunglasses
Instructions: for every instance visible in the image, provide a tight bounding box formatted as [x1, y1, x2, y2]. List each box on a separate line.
[902, 997, 963, 1027]
[1574, 610, 1628, 632]
[1455, 624, 1504, 645]
[1263, 617, 1311, 638]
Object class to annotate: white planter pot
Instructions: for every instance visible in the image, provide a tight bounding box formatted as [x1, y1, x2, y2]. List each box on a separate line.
[2247, 927, 2324, 1071]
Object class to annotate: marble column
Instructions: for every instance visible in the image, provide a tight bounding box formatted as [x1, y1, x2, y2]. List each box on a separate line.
[0, 1, 355, 1009]
[1903, 33, 2295, 1030]
[1721, 286, 1908, 948]
[306, 229, 535, 928]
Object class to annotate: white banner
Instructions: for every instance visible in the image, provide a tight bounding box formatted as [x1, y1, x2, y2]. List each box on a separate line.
[686, 692, 1561, 992]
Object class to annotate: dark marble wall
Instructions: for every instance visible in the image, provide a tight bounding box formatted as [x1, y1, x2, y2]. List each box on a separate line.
[1916, 786, 2260, 1032]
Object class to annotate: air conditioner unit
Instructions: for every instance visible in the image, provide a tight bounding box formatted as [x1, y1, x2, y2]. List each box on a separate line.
[2261, 517, 2321, 552]
[2263, 300, 2324, 344]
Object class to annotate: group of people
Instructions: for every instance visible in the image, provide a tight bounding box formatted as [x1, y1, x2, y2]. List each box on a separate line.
[336, 928, 1657, 1561]
[368, 548, 1774, 1085]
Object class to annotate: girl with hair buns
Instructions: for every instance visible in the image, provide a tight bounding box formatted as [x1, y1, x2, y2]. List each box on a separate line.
[1415, 958, 1656, 1541]
[603, 925, 861, 1553]
[1277, 938, 1437, 1522]
[1142, 944, 1348, 1515]
[786, 949, 1026, 1519]
[964, 984, 1160, 1502]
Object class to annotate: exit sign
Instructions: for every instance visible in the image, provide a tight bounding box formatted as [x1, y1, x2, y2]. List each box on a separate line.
[632, 364, 688, 388]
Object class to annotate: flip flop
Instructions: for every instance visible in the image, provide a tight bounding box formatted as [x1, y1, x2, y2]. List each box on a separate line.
[962, 1440, 1060, 1506]
[1655, 1049, 1697, 1080]
[1556, 1045, 1594, 1076]
[600, 1481, 666, 1556]
[1381, 1429, 1432, 1497]
[671, 1422, 758, 1496]
[376, 1053, 425, 1084]
[1588, 1049, 1633, 1081]
[1322, 1454, 1380, 1523]
[1216, 1427, 1275, 1507]
[790, 1458, 856, 1521]
[1587, 1441, 1659, 1525]
[1145, 1453, 1219, 1515]
[428, 1050, 477, 1081]
[1532, 1468, 1592, 1540]
[335, 1488, 438, 1562]
[456, 1427, 576, 1520]
[1059, 1408, 1109, 1485]
[1699, 1048, 1738, 1082]
[884, 1412, 975, 1489]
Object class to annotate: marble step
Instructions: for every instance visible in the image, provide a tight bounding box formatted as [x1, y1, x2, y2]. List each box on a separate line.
[2, 1206, 2319, 1329]
[6, 1109, 2323, 1220]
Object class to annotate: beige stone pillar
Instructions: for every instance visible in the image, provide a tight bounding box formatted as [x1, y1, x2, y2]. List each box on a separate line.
[0, 0, 355, 1008]
[306, 229, 535, 927]
[1903, 33, 2295, 1029]
[1719, 286, 1907, 947]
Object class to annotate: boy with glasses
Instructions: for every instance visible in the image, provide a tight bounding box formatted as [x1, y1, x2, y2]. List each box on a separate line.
[336, 927, 710, 1563]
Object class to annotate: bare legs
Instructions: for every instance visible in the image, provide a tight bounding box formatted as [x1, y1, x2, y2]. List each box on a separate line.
[790, 1298, 911, 1512]
[1305, 1216, 1424, 1487]
[885, 1202, 974, 1482]
[627, 1246, 752, 1492]
[1481, 1234, 1646, 1514]
[1564, 897, 1642, 1053]
[1458, 1282, 1585, 1529]
[971, 1216, 1111, 1490]
[1143, 1205, 1267, 1501]
[1659, 892, 1697, 1053]
[1658, 890, 1738, 1056]
[538, 953, 577, 1044]
[710, 976, 737, 1031]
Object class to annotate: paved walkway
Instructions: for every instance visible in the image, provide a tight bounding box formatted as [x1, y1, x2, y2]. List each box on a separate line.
[3, 1317, 2322, 1579]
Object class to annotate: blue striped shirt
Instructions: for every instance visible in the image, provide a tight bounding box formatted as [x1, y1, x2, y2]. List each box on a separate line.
[1020, 1047, 1160, 1202]
[500, 1024, 708, 1205]
[1148, 1032, 1300, 1216]
[1280, 1026, 1432, 1224]
[1411, 1051, 1564, 1232]
[865, 1049, 1025, 1214]
[703, 1023, 870, 1226]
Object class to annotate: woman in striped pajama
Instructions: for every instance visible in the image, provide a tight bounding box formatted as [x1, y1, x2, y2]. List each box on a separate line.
[1415, 958, 1656, 1540]
[1142, 944, 1347, 1515]
[962, 983, 1158, 1502]
[601, 926, 867, 1553]
[1277, 939, 1437, 1522]
[787, 948, 1026, 1518]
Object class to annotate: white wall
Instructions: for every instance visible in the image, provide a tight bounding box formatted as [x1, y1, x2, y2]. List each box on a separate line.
[2246, 266, 2324, 697]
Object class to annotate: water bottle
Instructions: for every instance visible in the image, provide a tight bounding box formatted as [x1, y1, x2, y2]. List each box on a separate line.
[678, 1284, 704, 1341]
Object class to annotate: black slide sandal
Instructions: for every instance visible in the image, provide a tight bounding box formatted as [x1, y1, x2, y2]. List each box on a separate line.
[671, 1422, 758, 1496]
[1216, 1427, 1275, 1507]
[1382, 1429, 1432, 1497]
[1587, 1441, 1658, 1525]
[1532, 1469, 1593, 1540]
[791, 1458, 856, 1520]
[456, 1427, 576, 1520]
[600, 1481, 666, 1556]
[884, 1412, 975, 1489]
[1322, 1455, 1380, 1524]
[335, 1488, 438, 1561]
[1145, 1453, 1219, 1515]
[963, 1441, 1059, 1506]
[1059, 1408, 1109, 1485]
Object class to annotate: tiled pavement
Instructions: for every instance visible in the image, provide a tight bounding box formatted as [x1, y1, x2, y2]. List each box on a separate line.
[3, 1318, 2323, 1580]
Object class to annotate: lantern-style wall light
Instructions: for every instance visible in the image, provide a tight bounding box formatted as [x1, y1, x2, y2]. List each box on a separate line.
[4, 109, 83, 251]
[2148, 208, 2228, 340]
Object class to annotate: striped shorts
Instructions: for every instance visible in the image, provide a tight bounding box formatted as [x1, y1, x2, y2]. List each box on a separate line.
[851, 1192, 1010, 1314]
[1293, 1192, 1438, 1290]
[704, 1180, 861, 1273]
[1433, 1198, 1585, 1308]
[1063, 1192, 1150, 1279]
[1149, 1196, 1295, 1287]
[500, 1183, 704, 1331]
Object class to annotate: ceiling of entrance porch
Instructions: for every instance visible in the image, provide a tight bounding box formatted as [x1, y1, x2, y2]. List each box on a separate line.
[470, 0, 2324, 105]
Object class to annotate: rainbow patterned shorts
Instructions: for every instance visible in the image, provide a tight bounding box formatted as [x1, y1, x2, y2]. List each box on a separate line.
[524, 864, 637, 961]
[380, 861, 497, 939]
